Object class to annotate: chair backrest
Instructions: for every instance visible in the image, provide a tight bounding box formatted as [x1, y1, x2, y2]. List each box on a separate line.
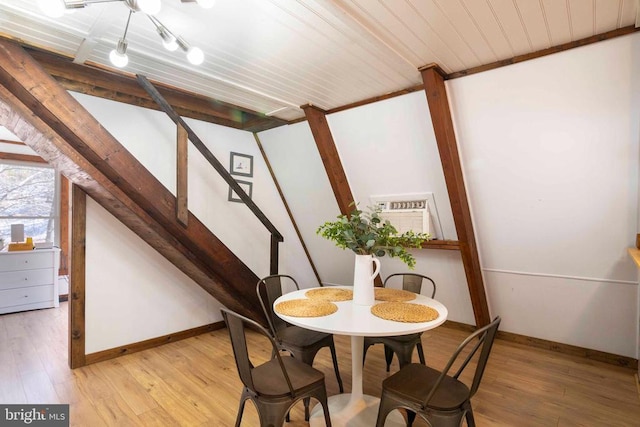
[423, 316, 501, 406]
[383, 273, 436, 298]
[256, 274, 301, 335]
[221, 307, 295, 395]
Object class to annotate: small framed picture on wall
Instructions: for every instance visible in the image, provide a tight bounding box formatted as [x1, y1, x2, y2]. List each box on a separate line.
[228, 180, 253, 203]
[229, 152, 253, 177]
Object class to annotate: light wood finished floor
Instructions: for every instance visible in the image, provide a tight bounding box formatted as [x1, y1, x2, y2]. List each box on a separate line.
[1, 302, 639, 426]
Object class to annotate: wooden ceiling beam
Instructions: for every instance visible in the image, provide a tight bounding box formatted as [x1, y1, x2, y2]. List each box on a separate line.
[12, 43, 287, 133]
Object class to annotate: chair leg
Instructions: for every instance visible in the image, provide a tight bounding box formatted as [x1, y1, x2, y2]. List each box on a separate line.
[464, 401, 476, 427]
[329, 341, 344, 393]
[407, 410, 416, 426]
[416, 341, 426, 365]
[316, 385, 332, 427]
[384, 345, 394, 372]
[235, 392, 249, 427]
[303, 397, 311, 421]
[322, 404, 332, 427]
[375, 392, 398, 427]
[363, 341, 372, 365]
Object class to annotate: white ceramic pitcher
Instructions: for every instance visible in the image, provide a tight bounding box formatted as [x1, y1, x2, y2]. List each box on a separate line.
[353, 254, 381, 306]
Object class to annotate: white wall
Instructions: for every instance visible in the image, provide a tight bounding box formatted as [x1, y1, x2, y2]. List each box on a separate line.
[259, 122, 352, 287]
[447, 34, 640, 357]
[85, 198, 221, 353]
[71, 93, 314, 352]
[260, 34, 640, 358]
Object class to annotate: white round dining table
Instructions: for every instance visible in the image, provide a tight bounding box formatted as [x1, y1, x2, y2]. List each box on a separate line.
[273, 285, 448, 427]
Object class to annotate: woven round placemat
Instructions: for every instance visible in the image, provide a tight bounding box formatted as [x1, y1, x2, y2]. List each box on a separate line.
[374, 288, 417, 302]
[305, 288, 353, 301]
[371, 302, 439, 323]
[275, 299, 338, 317]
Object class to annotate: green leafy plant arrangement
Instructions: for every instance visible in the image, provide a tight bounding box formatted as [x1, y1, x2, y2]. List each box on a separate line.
[316, 204, 431, 268]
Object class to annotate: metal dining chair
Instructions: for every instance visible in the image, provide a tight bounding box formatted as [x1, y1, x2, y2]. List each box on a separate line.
[221, 307, 332, 427]
[363, 273, 436, 371]
[256, 274, 344, 420]
[376, 316, 501, 427]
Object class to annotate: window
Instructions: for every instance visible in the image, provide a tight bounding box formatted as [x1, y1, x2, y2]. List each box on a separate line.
[0, 161, 58, 244]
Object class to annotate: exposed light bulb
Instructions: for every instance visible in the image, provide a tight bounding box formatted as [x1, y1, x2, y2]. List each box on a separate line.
[109, 49, 129, 67]
[196, 0, 216, 9]
[186, 46, 204, 65]
[38, 0, 66, 18]
[137, 0, 161, 15]
[163, 38, 179, 52]
[156, 26, 179, 51]
[109, 39, 129, 68]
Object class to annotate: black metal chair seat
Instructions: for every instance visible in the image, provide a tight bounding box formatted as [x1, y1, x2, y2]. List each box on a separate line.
[380, 363, 470, 410]
[257, 274, 344, 420]
[221, 307, 333, 427]
[376, 316, 502, 427]
[251, 356, 326, 397]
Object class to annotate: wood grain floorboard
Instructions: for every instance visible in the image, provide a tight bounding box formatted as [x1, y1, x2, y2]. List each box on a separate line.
[0, 302, 638, 426]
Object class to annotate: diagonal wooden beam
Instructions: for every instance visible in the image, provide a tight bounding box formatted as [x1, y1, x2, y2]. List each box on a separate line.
[302, 104, 355, 215]
[420, 64, 490, 327]
[302, 104, 385, 286]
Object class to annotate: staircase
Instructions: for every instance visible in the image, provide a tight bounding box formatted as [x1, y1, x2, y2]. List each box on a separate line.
[0, 39, 268, 323]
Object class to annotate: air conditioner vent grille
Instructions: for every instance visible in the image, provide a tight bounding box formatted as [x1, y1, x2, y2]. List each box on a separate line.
[388, 200, 426, 210]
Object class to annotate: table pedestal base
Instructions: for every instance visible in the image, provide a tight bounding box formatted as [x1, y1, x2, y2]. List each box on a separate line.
[309, 393, 405, 427]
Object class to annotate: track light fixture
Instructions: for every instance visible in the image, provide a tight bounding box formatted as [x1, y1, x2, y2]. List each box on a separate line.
[38, 0, 208, 68]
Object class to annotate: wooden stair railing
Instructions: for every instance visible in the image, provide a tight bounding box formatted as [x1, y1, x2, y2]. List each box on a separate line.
[0, 38, 268, 322]
[136, 75, 283, 275]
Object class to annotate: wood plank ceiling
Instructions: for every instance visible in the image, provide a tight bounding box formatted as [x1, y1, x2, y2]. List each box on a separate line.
[0, 0, 637, 125]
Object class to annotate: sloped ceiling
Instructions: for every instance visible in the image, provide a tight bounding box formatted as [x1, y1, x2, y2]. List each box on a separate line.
[0, 0, 637, 123]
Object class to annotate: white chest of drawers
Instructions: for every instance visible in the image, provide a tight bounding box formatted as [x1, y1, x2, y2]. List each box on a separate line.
[0, 248, 60, 314]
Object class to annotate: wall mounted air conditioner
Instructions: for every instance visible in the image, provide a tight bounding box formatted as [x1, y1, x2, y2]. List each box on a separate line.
[370, 193, 444, 240]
